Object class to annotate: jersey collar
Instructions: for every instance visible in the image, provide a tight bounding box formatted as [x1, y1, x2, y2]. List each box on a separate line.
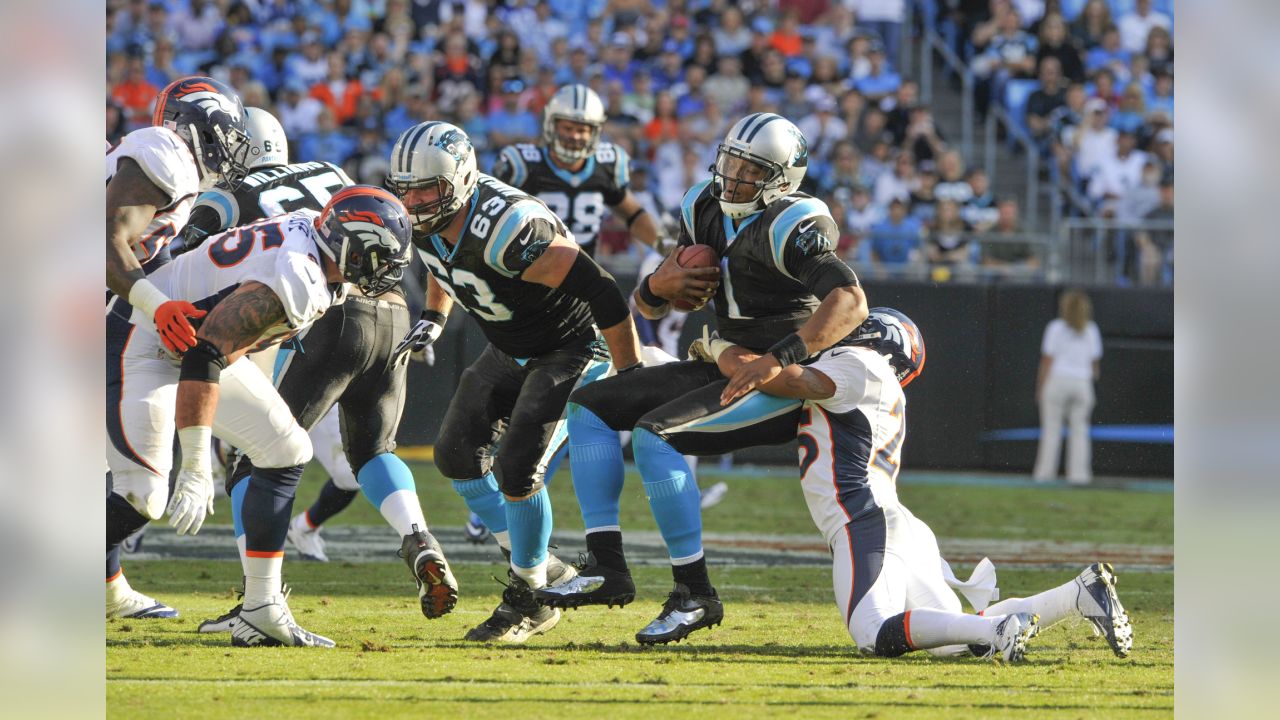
[542, 146, 596, 188]
[723, 211, 762, 248]
[430, 191, 480, 264]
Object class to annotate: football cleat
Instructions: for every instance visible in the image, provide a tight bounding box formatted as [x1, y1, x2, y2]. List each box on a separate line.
[399, 525, 458, 619]
[107, 588, 179, 619]
[232, 594, 335, 648]
[463, 572, 560, 643]
[120, 524, 148, 554]
[1075, 562, 1133, 658]
[989, 612, 1039, 663]
[700, 481, 729, 510]
[534, 552, 636, 609]
[464, 512, 492, 544]
[198, 583, 292, 633]
[635, 583, 724, 645]
[286, 512, 329, 562]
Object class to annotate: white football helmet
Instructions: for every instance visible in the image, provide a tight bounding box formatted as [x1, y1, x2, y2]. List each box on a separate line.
[541, 84, 607, 161]
[244, 107, 288, 170]
[385, 121, 479, 235]
[710, 113, 809, 219]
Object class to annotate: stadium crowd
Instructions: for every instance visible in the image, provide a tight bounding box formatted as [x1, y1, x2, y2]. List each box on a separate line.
[106, 0, 1172, 281]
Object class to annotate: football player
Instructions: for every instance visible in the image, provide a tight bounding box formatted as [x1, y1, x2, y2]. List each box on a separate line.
[387, 122, 643, 643]
[538, 113, 868, 645]
[705, 308, 1133, 661]
[105, 76, 250, 618]
[491, 84, 667, 258]
[105, 186, 413, 648]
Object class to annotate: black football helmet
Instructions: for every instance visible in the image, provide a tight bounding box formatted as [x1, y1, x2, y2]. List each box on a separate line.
[315, 186, 413, 297]
[848, 307, 926, 387]
[152, 76, 251, 190]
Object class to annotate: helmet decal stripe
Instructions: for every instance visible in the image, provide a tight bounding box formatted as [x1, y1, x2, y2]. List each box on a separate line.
[735, 113, 764, 140]
[398, 121, 439, 174]
[745, 115, 784, 142]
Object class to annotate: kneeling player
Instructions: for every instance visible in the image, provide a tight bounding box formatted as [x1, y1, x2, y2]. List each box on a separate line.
[706, 308, 1133, 661]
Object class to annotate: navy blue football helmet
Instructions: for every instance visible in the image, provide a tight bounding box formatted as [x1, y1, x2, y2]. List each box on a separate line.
[152, 76, 251, 190]
[316, 186, 413, 297]
[848, 307, 926, 387]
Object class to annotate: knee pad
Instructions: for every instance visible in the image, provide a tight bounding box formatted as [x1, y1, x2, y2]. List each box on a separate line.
[249, 423, 313, 469]
[431, 430, 484, 481]
[872, 613, 912, 658]
[493, 460, 543, 499]
[112, 468, 168, 521]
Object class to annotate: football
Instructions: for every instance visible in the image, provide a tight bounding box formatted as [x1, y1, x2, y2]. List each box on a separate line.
[673, 244, 719, 311]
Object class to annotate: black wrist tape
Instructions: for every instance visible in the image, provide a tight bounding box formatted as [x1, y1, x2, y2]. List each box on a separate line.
[179, 339, 229, 383]
[625, 207, 646, 228]
[637, 274, 667, 308]
[422, 309, 447, 327]
[767, 333, 808, 368]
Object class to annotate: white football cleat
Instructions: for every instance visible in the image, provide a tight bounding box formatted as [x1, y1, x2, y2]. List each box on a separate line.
[287, 513, 329, 562]
[699, 481, 729, 509]
[232, 595, 334, 648]
[990, 612, 1039, 663]
[1075, 562, 1133, 658]
[106, 588, 179, 619]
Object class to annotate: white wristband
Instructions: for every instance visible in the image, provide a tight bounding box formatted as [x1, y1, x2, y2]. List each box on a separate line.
[128, 278, 170, 318]
[177, 426, 213, 472]
[708, 337, 736, 363]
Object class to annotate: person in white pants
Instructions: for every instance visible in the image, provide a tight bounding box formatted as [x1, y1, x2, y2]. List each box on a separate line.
[1034, 289, 1103, 484]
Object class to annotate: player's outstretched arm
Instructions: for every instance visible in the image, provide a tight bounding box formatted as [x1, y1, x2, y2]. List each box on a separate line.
[612, 191, 666, 251]
[713, 345, 836, 402]
[107, 158, 208, 354]
[523, 237, 643, 370]
[395, 274, 454, 362]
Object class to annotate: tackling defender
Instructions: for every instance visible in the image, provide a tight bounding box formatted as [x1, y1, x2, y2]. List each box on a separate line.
[706, 307, 1133, 661]
[105, 76, 250, 618]
[105, 186, 413, 647]
[539, 113, 868, 644]
[386, 122, 643, 642]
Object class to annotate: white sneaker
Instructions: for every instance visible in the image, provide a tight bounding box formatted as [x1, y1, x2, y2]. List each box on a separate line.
[232, 594, 334, 648]
[700, 481, 729, 509]
[990, 612, 1039, 663]
[106, 587, 179, 619]
[287, 513, 329, 562]
[1075, 562, 1133, 657]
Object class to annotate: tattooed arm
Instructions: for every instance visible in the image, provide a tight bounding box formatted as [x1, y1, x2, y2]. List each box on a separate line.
[714, 346, 837, 401]
[106, 158, 170, 297]
[175, 281, 288, 430]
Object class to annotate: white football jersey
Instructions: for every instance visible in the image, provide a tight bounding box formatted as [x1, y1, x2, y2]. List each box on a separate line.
[798, 346, 907, 545]
[131, 211, 342, 349]
[107, 126, 200, 266]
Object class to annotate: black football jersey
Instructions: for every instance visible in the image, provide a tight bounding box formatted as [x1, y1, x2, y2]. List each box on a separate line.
[414, 174, 596, 358]
[176, 161, 353, 250]
[491, 142, 630, 257]
[677, 180, 854, 352]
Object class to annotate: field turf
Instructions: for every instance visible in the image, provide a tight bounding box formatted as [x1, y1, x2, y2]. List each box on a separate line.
[107, 463, 1172, 718]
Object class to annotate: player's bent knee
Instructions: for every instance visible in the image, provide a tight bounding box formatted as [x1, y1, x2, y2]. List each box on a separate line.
[871, 613, 912, 658]
[249, 425, 313, 469]
[494, 462, 543, 499]
[113, 470, 168, 521]
[432, 439, 480, 481]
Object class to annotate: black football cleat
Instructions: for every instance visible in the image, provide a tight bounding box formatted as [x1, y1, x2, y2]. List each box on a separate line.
[635, 583, 724, 645]
[534, 552, 636, 609]
[464, 571, 560, 643]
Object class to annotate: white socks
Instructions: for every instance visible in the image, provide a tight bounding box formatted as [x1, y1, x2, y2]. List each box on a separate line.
[903, 608, 1002, 649]
[377, 488, 428, 537]
[244, 553, 283, 606]
[106, 572, 132, 605]
[510, 559, 548, 590]
[983, 579, 1079, 626]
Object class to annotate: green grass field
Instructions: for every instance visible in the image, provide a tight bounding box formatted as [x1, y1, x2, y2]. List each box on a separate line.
[108, 464, 1173, 718]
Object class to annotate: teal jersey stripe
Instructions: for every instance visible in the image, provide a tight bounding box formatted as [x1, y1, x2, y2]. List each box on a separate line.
[501, 146, 528, 187]
[486, 200, 545, 276]
[769, 197, 829, 279]
[613, 145, 630, 189]
[197, 188, 237, 232]
[681, 179, 712, 236]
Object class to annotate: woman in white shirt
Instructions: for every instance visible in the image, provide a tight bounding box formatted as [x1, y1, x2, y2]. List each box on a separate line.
[1034, 289, 1103, 484]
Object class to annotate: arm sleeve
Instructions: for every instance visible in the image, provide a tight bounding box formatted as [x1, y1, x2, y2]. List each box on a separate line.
[602, 144, 630, 206]
[806, 350, 870, 414]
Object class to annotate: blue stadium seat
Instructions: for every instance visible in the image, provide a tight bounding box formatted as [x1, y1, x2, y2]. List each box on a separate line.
[1061, 0, 1088, 21]
[1003, 79, 1040, 145]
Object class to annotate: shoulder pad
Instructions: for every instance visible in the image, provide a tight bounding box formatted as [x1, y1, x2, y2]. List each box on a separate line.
[680, 179, 713, 237]
[767, 196, 837, 280]
[484, 197, 564, 277]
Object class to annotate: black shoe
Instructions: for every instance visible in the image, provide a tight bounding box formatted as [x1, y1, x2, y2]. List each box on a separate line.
[634, 583, 723, 645]
[399, 525, 458, 619]
[463, 572, 561, 643]
[534, 552, 636, 609]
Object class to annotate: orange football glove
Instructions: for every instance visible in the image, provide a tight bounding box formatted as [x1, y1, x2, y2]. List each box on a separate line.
[154, 300, 207, 354]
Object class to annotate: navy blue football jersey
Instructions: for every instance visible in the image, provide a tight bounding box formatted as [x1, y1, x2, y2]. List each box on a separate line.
[414, 174, 596, 358]
[677, 180, 857, 352]
[491, 142, 630, 257]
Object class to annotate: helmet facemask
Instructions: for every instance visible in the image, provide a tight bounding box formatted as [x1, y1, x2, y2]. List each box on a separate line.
[191, 121, 251, 191]
[548, 116, 601, 162]
[709, 145, 783, 219]
[387, 175, 459, 236]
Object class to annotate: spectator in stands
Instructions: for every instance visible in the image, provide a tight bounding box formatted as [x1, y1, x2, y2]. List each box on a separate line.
[855, 41, 902, 103]
[675, 65, 710, 117]
[288, 32, 330, 88]
[311, 54, 364, 125]
[900, 105, 946, 164]
[883, 79, 919, 143]
[645, 90, 680, 146]
[1088, 130, 1148, 215]
[935, 150, 975, 205]
[797, 93, 848, 171]
[870, 198, 924, 269]
[1090, 67, 1120, 108]
[844, 184, 884, 258]
[1144, 26, 1174, 77]
[433, 34, 484, 114]
[972, 6, 1037, 117]
[297, 107, 357, 166]
[652, 41, 686, 91]
[863, 135, 896, 185]
[1072, 97, 1116, 184]
[457, 92, 491, 169]
[1118, 0, 1172, 54]
[111, 55, 159, 131]
[981, 198, 1038, 271]
[853, 0, 907, 68]
[1034, 288, 1102, 484]
[963, 168, 1000, 230]
[926, 199, 977, 266]
[1115, 159, 1164, 224]
[843, 33, 873, 82]
[145, 39, 180, 88]
[769, 9, 805, 58]
[738, 30, 772, 84]
[875, 152, 917, 209]
[713, 6, 753, 57]
[1146, 67, 1174, 119]
[1110, 83, 1148, 135]
[705, 54, 751, 115]
[1134, 171, 1173, 285]
[1034, 13, 1084, 83]
[1027, 56, 1067, 153]
[909, 163, 940, 226]
[487, 79, 540, 147]
[487, 30, 522, 91]
[1150, 127, 1174, 175]
[168, 0, 224, 53]
[688, 33, 720, 76]
[528, 2, 568, 64]
[1070, 0, 1112, 50]
[820, 141, 874, 196]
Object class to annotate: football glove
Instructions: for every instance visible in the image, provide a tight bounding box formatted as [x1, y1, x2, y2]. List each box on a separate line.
[167, 465, 215, 535]
[394, 312, 444, 361]
[687, 325, 735, 363]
